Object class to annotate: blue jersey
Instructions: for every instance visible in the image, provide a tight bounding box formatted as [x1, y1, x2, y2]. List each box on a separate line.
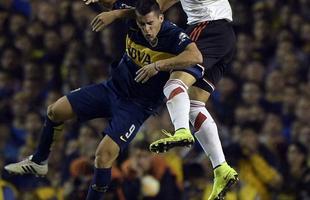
[66, 4, 201, 150]
[110, 20, 192, 109]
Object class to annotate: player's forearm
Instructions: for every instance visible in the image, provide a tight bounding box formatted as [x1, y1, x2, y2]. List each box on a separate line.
[156, 54, 201, 71]
[109, 0, 176, 20]
[156, 44, 203, 71]
[112, 8, 136, 19]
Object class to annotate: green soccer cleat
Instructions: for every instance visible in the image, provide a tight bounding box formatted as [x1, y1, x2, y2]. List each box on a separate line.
[149, 128, 194, 153]
[208, 162, 238, 200]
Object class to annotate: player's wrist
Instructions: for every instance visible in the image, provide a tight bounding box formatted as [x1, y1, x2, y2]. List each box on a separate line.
[154, 62, 161, 72]
[112, 9, 123, 18]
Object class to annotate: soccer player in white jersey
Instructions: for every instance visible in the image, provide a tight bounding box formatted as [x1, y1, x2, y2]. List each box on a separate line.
[151, 1, 239, 200]
[84, 0, 238, 199]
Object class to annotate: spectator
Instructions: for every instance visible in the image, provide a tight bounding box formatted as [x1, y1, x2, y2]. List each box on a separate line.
[278, 142, 310, 199]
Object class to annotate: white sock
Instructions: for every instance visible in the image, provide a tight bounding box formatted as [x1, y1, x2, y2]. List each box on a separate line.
[164, 79, 190, 131]
[189, 100, 226, 168]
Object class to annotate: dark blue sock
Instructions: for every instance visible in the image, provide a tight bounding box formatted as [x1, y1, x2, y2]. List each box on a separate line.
[86, 167, 112, 200]
[31, 116, 63, 164]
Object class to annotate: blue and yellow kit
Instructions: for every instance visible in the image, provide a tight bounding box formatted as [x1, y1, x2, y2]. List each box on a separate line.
[66, 18, 202, 150]
[111, 20, 197, 108]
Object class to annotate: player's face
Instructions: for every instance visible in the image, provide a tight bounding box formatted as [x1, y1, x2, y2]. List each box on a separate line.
[136, 11, 163, 42]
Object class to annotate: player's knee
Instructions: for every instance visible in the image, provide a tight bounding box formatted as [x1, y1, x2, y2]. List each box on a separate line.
[95, 148, 119, 168]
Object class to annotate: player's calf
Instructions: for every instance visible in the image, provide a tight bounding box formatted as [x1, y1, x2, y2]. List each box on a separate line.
[164, 78, 191, 131]
[86, 135, 119, 200]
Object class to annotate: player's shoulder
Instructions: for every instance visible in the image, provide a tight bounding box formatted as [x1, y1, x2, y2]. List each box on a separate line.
[160, 20, 191, 43]
[161, 20, 183, 34]
[159, 20, 186, 39]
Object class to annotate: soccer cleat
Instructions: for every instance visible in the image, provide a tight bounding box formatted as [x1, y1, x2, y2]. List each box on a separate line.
[4, 155, 48, 177]
[208, 162, 238, 200]
[149, 128, 194, 153]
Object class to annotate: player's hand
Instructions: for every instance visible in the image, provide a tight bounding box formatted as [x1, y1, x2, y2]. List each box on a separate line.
[135, 62, 159, 83]
[84, 0, 100, 5]
[91, 11, 116, 32]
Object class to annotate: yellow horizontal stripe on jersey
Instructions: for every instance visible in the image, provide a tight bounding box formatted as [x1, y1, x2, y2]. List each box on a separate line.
[126, 35, 175, 67]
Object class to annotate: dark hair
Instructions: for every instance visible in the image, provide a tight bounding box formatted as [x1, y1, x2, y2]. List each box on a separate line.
[135, 0, 160, 16]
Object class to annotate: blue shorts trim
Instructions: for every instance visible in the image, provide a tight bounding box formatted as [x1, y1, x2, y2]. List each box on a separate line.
[173, 64, 204, 80]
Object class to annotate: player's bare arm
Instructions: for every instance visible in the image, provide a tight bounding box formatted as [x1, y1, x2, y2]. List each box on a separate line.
[83, 0, 117, 9]
[135, 42, 202, 83]
[89, 0, 179, 32]
[91, 9, 135, 31]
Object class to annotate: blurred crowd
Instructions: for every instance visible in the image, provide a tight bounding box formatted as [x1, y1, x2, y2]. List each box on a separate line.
[0, 0, 310, 199]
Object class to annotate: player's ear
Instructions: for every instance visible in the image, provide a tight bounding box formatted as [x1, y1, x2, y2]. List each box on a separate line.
[159, 13, 164, 22]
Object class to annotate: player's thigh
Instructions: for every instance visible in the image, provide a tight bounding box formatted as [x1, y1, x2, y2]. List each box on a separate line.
[188, 86, 210, 103]
[48, 96, 75, 122]
[66, 83, 114, 122]
[103, 100, 151, 152]
[171, 64, 204, 87]
[169, 71, 196, 87]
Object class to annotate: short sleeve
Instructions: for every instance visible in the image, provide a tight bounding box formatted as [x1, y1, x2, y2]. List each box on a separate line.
[167, 24, 192, 54]
[112, 0, 135, 9]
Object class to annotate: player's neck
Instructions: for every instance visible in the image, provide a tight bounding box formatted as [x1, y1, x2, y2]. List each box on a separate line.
[148, 37, 158, 47]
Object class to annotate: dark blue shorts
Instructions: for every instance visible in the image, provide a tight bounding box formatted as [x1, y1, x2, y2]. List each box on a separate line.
[66, 81, 151, 151]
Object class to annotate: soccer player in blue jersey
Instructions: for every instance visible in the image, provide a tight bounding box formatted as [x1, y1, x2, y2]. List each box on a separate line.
[88, 0, 239, 199]
[4, 0, 203, 199]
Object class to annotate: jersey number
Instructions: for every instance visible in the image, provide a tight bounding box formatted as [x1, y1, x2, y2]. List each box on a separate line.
[120, 124, 136, 142]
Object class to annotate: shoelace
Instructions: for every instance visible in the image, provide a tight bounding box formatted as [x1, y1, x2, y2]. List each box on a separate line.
[161, 129, 173, 137]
